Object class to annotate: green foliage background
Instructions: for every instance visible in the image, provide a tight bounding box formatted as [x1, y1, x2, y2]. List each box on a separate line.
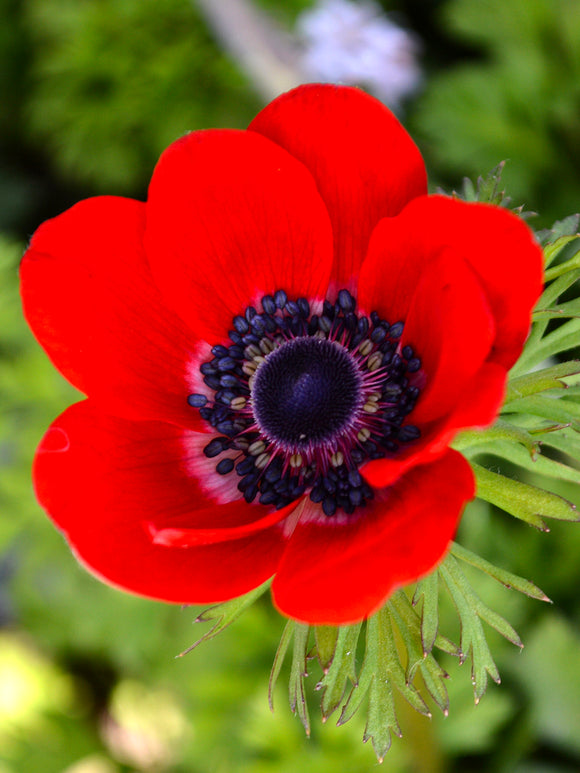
[0, 1, 579, 771]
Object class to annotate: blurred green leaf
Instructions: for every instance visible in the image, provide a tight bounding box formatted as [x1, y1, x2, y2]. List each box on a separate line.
[511, 614, 580, 755]
[24, 0, 263, 193]
[415, 0, 580, 224]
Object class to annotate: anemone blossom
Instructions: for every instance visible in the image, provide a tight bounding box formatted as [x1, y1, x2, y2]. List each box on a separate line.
[21, 84, 543, 624]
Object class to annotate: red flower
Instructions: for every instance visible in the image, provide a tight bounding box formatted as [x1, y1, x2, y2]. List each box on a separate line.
[21, 84, 543, 625]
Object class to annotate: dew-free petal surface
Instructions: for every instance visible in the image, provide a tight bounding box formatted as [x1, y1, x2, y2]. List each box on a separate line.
[34, 401, 286, 603]
[250, 83, 427, 291]
[145, 129, 334, 343]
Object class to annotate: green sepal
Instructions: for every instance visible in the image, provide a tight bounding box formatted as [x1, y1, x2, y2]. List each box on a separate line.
[450, 542, 551, 602]
[472, 461, 578, 530]
[179, 579, 271, 656]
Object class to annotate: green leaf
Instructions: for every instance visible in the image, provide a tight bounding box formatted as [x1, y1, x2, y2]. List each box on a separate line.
[413, 571, 440, 655]
[543, 237, 580, 280]
[511, 256, 580, 377]
[541, 426, 580, 463]
[269, 619, 295, 711]
[439, 558, 501, 703]
[443, 557, 522, 647]
[335, 625, 376, 727]
[504, 394, 580, 430]
[472, 462, 578, 529]
[179, 579, 271, 656]
[472, 161, 509, 206]
[529, 319, 580, 366]
[342, 616, 400, 761]
[505, 362, 580, 403]
[289, 623, 311, 735]
[340, 608, 429, 762]
[536, 267, 580, 312]
[458, 174, 477, 201]
[388, 590, 455, 716]
[389, 592, 430, 683]
[371, 610, 431, 719]
[453, 418, 539, 457]
[450, 542, 551, 602]
[362, 618, 406, 762]
[533, 298, 580, 320]
[395, 584, 460, 659]
[418, 652, 451, 716]
[536, 214, 580, 248]
[314, 625, 339, 673]
[469, 438, 580, 485]
[516, 319, 580, 374]
[318, 622, 362, 720]
[510, 615, 580, 755]
[544, 233, 578, 274]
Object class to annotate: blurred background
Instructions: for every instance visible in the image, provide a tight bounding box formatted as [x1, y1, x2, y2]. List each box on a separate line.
[1, 0, 580, 771]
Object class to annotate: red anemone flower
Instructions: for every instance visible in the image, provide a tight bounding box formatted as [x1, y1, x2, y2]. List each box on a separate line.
[21, 84, 543, 625]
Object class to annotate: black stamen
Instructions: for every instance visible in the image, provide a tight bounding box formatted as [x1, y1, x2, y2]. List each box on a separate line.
[187, 393, 207, 407]
[389, 321, 404, 339]
[216, 458, 235, 475]
[262, 294, 276, 315]
[192, 288, 424, 517]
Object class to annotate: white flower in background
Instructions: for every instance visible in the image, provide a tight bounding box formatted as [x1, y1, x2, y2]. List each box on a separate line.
[297, 0, 422, 109]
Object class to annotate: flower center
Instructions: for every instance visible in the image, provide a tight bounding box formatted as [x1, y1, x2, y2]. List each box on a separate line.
[188, 289, 423, 517]
[252, 337, 362, 450]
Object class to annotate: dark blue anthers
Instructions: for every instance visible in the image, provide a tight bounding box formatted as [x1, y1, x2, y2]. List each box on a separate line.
[187, 289, 423, 516]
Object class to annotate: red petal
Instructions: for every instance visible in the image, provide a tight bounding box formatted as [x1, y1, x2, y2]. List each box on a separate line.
[359, 196, 543, 368]
[145, 129, 333, 343]
[249, 84, 427, 291]
[445, 361, 507, 430]
[146, 499, 298, 547]
[362, 362, 506, 489]
[21, 197, 202, 428]
[401, 252, 495, 425]
[34, 402, 286, 604]
[272, 449, 474, 624]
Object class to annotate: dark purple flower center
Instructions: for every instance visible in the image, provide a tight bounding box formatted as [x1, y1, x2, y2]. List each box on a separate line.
[188, 289, 423, 517]
[252, 337, 362, 449]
